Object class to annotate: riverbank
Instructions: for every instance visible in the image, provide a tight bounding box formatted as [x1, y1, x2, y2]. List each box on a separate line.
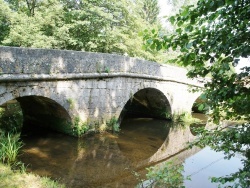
[0, 163, 65, 188]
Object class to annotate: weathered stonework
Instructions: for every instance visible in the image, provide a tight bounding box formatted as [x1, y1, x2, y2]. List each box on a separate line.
[0, 46, 204, 135]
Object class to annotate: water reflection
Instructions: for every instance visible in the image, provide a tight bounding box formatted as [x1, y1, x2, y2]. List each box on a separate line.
[19, 117, 243, 188]
[19, 118, 170, 188]
[183, 147, 244, 188]
[118, 118, 169, 163]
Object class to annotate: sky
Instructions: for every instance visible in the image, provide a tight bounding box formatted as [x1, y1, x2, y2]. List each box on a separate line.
[158, 0, 171, 18]
[235, 57, 250, 74]
[157, 0, 172, 28]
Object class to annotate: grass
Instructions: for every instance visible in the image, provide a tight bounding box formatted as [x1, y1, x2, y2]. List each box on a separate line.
[0, 163, 65, 188]
[0, 131, 64, 188]
[0, 133, 23, 165]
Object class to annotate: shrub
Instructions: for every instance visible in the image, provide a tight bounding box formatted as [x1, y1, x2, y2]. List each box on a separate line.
[106, 117, 120, 133]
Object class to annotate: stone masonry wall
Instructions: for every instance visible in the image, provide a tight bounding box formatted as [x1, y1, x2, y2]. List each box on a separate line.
[0, 46, 203, 135]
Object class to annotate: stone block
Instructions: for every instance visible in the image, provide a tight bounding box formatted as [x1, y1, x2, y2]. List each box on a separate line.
[97, 80, 107, 89]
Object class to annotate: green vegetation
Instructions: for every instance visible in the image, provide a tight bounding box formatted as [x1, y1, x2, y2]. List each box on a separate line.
[106, 117, 120, 133]
[0, 103, 23, 133]
[134, 160, 188, 188]
[144, 0, 250, 186]
[0, 102, 64, 188]
[0, 102, 24, 166]
[172, 112, 202, 126]
[98, 117, 120, 133]
[95, 62, 110, 73]
[0, 0, 167, 62]
[0, 133, 23, 166]
[66, 98, 75, 110]
[72, 116, 120, 136]
[72, 116, 90, 137]
[2, 0, 248, 186]
[0, 163, 65, 188]
[146, 160, 186, 188]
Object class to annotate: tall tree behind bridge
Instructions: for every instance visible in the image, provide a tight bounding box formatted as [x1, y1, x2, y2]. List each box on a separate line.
[136, 0, 159, 24]
[0, 0, 164, 61]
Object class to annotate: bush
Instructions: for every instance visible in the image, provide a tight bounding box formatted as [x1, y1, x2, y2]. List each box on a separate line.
[106, 117, 120, 133]
[0, 103, 23, 134]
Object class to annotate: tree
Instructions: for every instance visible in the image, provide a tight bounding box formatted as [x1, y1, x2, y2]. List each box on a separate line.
[136, 0, 159, 24]
[143, 0, 250, 186]
[0, 0, 11, 43]
[61, 0, 163, 60]
[1, 0, 70, 49]
[0, 0, 164, 61]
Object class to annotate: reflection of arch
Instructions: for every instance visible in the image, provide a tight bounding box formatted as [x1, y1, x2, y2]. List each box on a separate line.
[1, 96, 72, 135]
[118, 118, 170, 163]
[120, 88, 171, 120]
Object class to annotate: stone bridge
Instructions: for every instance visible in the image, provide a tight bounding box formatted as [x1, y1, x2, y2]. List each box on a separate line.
[0, 46, 203, 135]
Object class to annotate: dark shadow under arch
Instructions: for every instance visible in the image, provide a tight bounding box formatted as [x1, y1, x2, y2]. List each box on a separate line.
[120, 88, 171, 120]
[0, 96, 73, 136]
[117, 88, 171, 162]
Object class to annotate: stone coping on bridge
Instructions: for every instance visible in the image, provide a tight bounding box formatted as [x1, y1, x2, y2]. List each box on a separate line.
[0, 72, 204, 87]
[0, 46, 204, 87]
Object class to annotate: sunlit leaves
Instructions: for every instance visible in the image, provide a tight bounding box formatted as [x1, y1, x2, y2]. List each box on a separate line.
[143, 0, 250, 186]
[0, 0, 165, 61]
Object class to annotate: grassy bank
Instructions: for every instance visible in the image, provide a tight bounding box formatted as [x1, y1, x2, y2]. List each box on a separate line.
[0, 163, 65, 188]
[0, 133, 65, 188]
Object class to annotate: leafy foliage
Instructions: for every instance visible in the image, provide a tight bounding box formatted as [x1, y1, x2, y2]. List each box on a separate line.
[106, 117, 120, 133]
[143, 0, 250, 186]
[145, 160, 187, 188]
[0, 103, 23, 134]
[191, 124, 250, 187]
[0, 0, 164, 61]
[72, 117, 90, 137]
[136, 0, 159, 24]
[0, 103, 23, 133]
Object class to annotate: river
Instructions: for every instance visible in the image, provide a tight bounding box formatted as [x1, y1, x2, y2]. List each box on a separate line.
[19, 117, 243, 187]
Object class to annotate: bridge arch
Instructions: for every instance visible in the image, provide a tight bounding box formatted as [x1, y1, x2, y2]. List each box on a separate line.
[0, 95, 73, 135]
[182, 90, 204, 115]
[119, 87, 171, 120]
[191, 93, 208, 114]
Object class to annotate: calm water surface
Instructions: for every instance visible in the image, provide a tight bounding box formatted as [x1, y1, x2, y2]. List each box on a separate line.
[19, 117, 243, 187]
[183, 147, 243, 188]
[20, 118, 169, 187]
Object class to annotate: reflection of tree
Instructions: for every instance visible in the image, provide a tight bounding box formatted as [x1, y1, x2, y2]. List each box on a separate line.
[65, 133, 133, 187]
[144, 160, 186, 188]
